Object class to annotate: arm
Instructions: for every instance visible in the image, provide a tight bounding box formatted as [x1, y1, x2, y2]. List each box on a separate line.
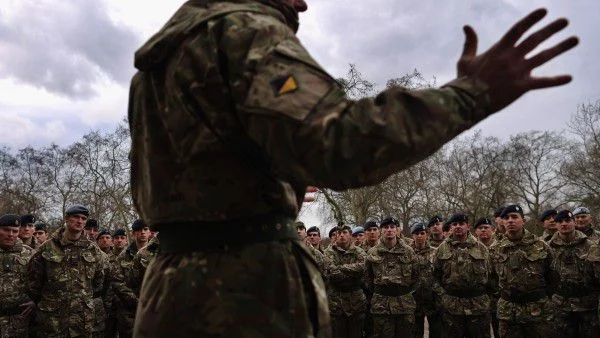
[26, 251, 45, 304]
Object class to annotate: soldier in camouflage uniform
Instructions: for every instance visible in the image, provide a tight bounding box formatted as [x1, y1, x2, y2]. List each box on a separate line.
[548, 210, 599, 337]
[297, 222, 330, 275]
[538, 209, 557, 242]
[433, 213, 492, 338]
[365, 217, 418, 337]
[324, 225, 367, 338]
[0, 214, 35, 338]
[473, 217, 498, 338]
[490, 204, 555, 338]
[34, 223, 49, 245]
[427, 216, 445, 248]
[307, 226, 324, 252]
[18, 214, 37, 250]
[494, 206, 506, 242]
[410, 222, 441, 338]
[361, 221, 380, 251]
[127, 0, 578, 335]
[111, 219, 149, 338]
[351, 226, 365, 247]
[587, 243, 600, 326]
[572, 207, 600, 245]
[84, 219, 100, 242]
[105, 228, 128, 338]
[27, 205, 108, 338]
[131, 235, 161, 296]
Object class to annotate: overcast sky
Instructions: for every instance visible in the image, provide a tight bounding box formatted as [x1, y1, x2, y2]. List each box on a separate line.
[1, 0, 598, 225]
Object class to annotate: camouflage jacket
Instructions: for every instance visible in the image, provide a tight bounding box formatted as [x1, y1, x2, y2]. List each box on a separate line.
[489, 229, 555, 323]
[432, 234, 491, 316]
[428, 235, 445, 248]
[131, 237, 161, 296]
[0, 239, 33, 338]
[27, 227, 108, 337]
[20, 237, 37, 250]
[539, 229, 555, 243]
[324, 244, 366, 316]
[128, 0, 492, 228]
[580, 227, 600, 246]
[360, 239, 379, 252]
[303, 240, 331, 276]
[587, 243, 600, 295]
[366, 240, 418, 315]
[548, 230, 596, 312]
[411, 243, 436, 315]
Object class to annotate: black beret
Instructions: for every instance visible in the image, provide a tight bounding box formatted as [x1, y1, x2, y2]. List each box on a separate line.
[96, 229, 112, 240]
[0, 214, 21, 227]
[363, 221, 378, 230]
[20, 214, 36, 225]
[428, 215, 443, 226]
[474, 217, 493, 229]
[131, 219, 147, 231]
[65, 205, 89, 217]
[539, 209, 557, 222]
[35, 223, 49, 231]
[295, 221, 306, 230]
[328, 227, 339, 238]
[442, 220, 452, 231]
[493, 206, 505, 218]
[500, 204, 524, 217]
[554, 210, 574, 223]
[448, 213, 468, 224]
[112, 228, 127, 237]
[411, 222, 427, 234]
[85, 219, 99, 229]
[380, 217, 400, 227]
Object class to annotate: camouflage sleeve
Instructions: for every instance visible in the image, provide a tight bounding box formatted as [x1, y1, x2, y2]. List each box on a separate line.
[431, 249, 445, 297]
[587, 245, 600, 291]
[26, 250, 45, 303]
[364, 258, 374, 293]
[218, 21, 491, 189]
[130, 253, 146, 296]
[487, 247, 499, 296]
[544, 243, 557, 296]
[110, 259, 138, 310]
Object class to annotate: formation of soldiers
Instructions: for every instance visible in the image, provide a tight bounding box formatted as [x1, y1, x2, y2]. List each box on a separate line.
[0, 205, 160, 338]
[2, 203, 600, 337]
[298, 204, 600, 338]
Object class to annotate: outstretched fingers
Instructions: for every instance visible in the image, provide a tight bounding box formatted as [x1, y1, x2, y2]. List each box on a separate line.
[498, 8, 547, 48]
[526, 36, 579, 69]
[461, 25, 478, 59]
[526, 75, 573, 90]
[516, 18, 569, 56]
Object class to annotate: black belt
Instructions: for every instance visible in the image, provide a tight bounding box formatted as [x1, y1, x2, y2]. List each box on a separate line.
[500, 289, 547, 304]
[444, 288, 486, 298]
[157, 215, 298, 253]
[330, 284, 363, 293]
[374, 284, 413, 297]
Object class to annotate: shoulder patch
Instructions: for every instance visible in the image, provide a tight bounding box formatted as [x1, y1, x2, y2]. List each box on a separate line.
[271, 75, 298, 96]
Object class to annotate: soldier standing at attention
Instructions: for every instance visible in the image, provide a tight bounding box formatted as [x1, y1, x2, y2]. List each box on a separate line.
[365, 217, 418, 337]
[127, 0, 578, 335]
[18, 214, 37, 250]
[494, 207, 506, 242]
[105, 228, 128, 338]
[27, 205, 108, 338]
[362, 221, 380, 251]
[538, 209, 558, 242]
[351, 226, 365, 247]
[428, 216, 446, 248]
[490, 204, 555, 337]
[325, 225, 367, 338]
[410, 222, 441, 338]
[297, 221, 330, 275]
[96, 230, 113, 255]
[84, 219, 100, 241]
[111, 228, 128, 257]
[473, 217, 496, 248]
[0, 214, 35, 338]
[548, 210, 599, 337]
[432, 213, 492, 338]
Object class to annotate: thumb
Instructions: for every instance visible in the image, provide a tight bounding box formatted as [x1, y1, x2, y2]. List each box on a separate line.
[461, 25, 478, 59]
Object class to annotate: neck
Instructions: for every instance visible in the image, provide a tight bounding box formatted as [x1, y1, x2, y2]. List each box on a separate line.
[414, 241, 427, 250]
[559, 231, 576, 242]
[431, 233, 444, 241]
[382, 237, 397, 249]
[480, 237, 493, 247]
[506, 229, 524, 242]
[135, 239, 147, 250]
[453, 233, 468, 242]
[65, 228, 82, 241]
[101, 247, 111, 254]
[337, 242, 351, 250]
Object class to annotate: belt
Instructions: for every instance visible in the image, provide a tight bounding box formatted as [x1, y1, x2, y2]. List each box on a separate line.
[500, 289, 547, 304]
[373, 284, 413, 297]
[330, 284, 363, 293]
[444, 288, 486, 298]
[157, 215, 298, 253]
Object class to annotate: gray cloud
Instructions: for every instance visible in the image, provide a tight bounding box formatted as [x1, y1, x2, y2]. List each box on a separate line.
[0, 0, 138, 98]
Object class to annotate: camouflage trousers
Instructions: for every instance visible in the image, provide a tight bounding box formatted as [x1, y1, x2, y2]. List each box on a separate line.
[372, 314, 414, 338]
[442, 313, 490, 338]
[498, 320, 553, 338]
[553, 310, 600, 338]
[331, 313, 364, 338]
[413, 311, 442, 338]
[134, 240, 331, 338]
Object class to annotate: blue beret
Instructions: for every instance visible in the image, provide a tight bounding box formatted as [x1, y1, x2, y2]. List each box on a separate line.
[572, 206, 591, 216]
[0, 214, 21, 227]
[65, 205, 89, 217]
[352, 226, 364, 235]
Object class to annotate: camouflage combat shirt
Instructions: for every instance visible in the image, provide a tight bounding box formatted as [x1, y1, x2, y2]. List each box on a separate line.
[325, 244, 367, 316]
[0, 239, 33, 338]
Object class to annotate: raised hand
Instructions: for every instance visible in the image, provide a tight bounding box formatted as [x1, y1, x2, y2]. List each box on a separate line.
[457, 8, 579, 113]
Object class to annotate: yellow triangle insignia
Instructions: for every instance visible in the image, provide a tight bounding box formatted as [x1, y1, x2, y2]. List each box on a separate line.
[278, 76, 298, 95]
